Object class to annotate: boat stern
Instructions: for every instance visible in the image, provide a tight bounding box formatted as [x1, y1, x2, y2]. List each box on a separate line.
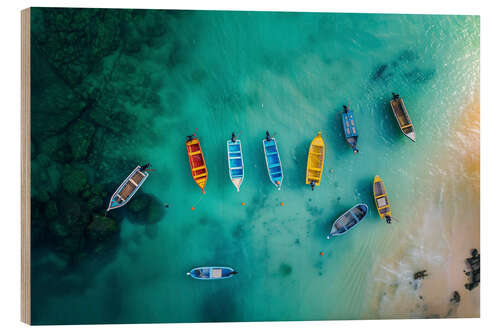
[196, 179, 207, 193]
[231, 178, 242, 192]
[359, 203, 369, 214]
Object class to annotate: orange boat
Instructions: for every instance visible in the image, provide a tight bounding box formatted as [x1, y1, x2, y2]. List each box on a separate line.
[186, 134, 208, 193]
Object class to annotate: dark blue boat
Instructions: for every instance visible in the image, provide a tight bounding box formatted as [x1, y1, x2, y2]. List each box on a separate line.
[341, 105, 359, 154]
[186, 266, 237, 280]
[327, 204, 368, 239]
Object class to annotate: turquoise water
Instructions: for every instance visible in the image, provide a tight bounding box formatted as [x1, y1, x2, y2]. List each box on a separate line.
[30, 10, 479, 324]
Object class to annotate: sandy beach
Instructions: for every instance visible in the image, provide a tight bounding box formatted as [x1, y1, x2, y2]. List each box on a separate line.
[364, 89, 480, 319]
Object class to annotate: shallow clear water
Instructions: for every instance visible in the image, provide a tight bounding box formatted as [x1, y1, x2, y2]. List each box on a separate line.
[30, 10, 479, 324]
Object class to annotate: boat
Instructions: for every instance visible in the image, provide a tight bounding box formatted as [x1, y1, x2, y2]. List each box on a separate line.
[263, 131, 283, 190]
[186, 266, 238, 280]
[390, 93, 416, 142]
[186, 133, 208, 193]
[327, 204, 368, 239]
[341, 105, 359, 153]
[107, 165, 150, 212]
[373, 175, 392, 223]
[227, 133, 244, 192]
[305, 131, 325, 190]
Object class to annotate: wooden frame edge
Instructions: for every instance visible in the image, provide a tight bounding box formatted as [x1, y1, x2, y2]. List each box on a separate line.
[21, 7, 31, 325]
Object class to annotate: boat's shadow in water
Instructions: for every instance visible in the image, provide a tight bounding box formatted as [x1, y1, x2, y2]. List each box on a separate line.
[355, 177, 379, 221]
[292, 139, 310, 186]
[373, 97, 407, 145]
[327, 107, 357, 160]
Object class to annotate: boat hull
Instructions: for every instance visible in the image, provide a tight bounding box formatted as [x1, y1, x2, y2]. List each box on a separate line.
[187, 266, 236, 280]
[390, 94, 416, 142]
[107, 166, 149, 212]
[373, 175, 391, 220]
[227, 139, 244, 192]
[186, 137, 208, 193]
[327, 204, 368, 238]
[306, 132, 325, 188]
[263, 136, 283, 190]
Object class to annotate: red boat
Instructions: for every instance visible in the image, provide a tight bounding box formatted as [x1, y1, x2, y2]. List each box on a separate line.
[186, 134, 207, 193]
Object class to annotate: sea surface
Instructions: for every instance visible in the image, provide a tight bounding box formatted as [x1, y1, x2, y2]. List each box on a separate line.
[30, 9, 480, 324]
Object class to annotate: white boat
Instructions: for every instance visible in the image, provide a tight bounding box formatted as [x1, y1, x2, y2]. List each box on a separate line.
[107, 165, 149, 212]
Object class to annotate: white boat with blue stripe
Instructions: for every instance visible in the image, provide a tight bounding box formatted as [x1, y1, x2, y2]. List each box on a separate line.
[327, 204, 368, 239]
[106, 164, 150, 212]
[227, 133, 244, 192]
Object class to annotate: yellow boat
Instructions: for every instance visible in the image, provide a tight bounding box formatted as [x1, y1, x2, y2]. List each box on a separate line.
[373, 175, 391, 223]
[305, 132, 325, 190]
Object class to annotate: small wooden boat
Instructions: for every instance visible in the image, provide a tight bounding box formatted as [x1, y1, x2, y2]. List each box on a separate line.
[227, 133, 244, 192]
[186, 266, 237, 280]
[107, 165, 149, 212]
[186, 133, 207, 194]
[305, 131, 325, 190]
[390, 93, 416, 142]
[341, 105, 359, 153]
[373, 175, 392, 223]
[263, 131, 283, 190]
[327, 204, 368, 239]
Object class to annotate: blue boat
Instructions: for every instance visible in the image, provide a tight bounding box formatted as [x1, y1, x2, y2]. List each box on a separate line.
[327, 204, 368, 239]
[227, 133, 244, 192]
[186, 267, 237, 280]
[262, 131, 283, 190]
[341, 105, 359, 154]
[107, 165, 150, 212]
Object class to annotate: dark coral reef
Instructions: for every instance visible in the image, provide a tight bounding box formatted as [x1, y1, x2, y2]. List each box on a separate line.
[30, 8, 175, 267]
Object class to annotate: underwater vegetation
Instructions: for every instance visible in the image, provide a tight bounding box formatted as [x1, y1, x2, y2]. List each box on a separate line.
[370, 50, 435, 85]
[279, 263, 293, 276]
[29, 8, 181, 267]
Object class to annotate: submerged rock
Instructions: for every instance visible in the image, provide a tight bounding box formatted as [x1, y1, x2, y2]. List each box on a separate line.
[127, 192, 165, 225]
[29, 7, 176, 271]
[128, 193, 149, 213]
[44, 201, 58, 220]
[465, 249, 480, 290]
[450, 291, 461, 303]
[62, 166, 88, 195]
[30, 58, 87, 135]
[371, 64, 388, 81]
[414, 270, 428, 280]
[279, 263, 293, 276]
[87, 215, 118, 241]
[68, 120, 96, 160]
[82, 183, 108, 211]
[32, 8, 122, 86]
